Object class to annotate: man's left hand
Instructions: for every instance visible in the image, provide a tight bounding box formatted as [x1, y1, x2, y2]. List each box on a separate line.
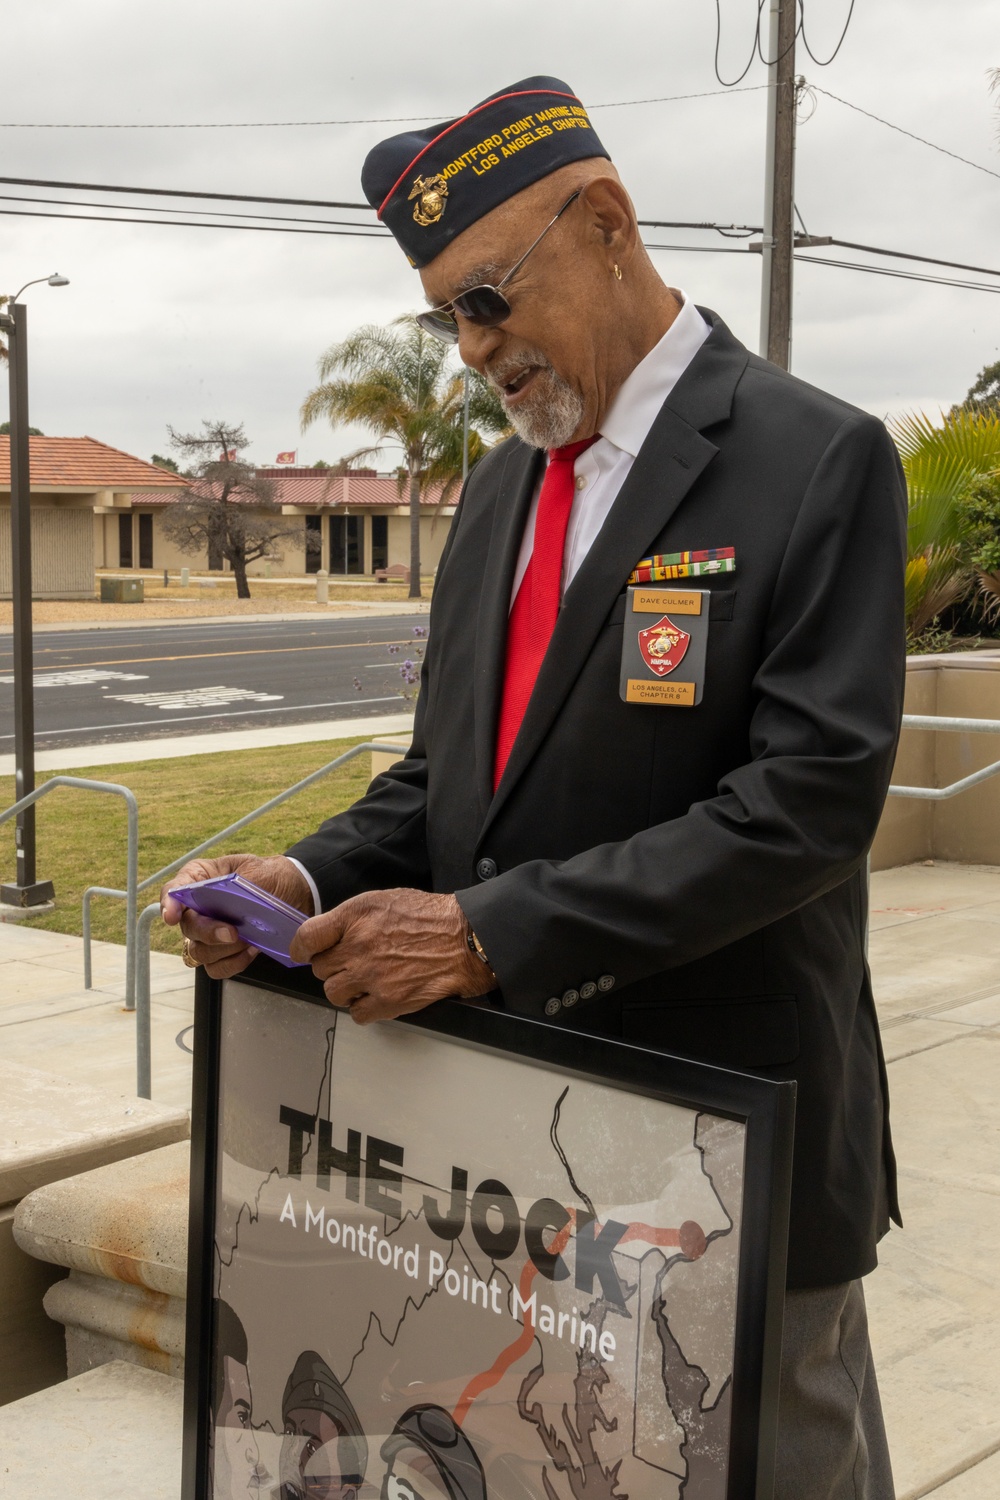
[289, 888, 496, 1024]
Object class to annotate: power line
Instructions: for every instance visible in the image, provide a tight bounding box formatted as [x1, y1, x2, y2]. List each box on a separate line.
[827, 238, 1000, 280]
[810, 85, 1000, 182]
[0, 85, 769, 130]
[798, 0, 856, 67]
[0, 173, 371, 212]
[0, 191, 391, 231]
[793, 253, 1000, 294]
[0, 206, 389, 238]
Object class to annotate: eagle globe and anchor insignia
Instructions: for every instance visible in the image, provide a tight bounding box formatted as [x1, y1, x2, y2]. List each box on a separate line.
[409, 173, 449, 227]
[638, 616, 691, 677]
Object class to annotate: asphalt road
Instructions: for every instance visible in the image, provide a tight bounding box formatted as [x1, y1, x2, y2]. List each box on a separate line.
[0, 615, 428, 751]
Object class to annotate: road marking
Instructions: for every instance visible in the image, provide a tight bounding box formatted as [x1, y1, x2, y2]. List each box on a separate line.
[0, 639, 421, 671]
[0, 696, 402, 740]
[0, 668, 149, 687]
[107, 685, 284, 711]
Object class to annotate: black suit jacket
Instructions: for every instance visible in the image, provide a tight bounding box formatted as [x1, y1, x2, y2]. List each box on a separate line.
[288, 310, 908, 1289]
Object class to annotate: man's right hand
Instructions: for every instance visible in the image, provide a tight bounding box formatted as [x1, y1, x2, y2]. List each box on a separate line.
[160, 854, 314, 979]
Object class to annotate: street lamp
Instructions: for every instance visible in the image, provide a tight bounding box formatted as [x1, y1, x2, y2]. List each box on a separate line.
[0, 272, 69, 909]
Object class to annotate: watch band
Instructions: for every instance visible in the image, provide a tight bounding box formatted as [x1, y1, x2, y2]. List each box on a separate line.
[466, 927, 492, 967]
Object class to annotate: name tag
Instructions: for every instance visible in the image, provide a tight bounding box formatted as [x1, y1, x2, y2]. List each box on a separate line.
[619, 587, 709, 706]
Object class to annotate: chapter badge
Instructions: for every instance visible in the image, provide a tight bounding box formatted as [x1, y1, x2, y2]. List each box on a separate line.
[619, 587, 710, 706]
[409, 173, 448, 227]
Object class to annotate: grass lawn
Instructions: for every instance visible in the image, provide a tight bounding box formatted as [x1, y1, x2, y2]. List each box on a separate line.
[0, 736, 380, 955]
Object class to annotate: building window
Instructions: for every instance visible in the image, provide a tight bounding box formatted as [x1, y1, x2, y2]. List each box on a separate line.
[305, 515, 322, 573]
[371, 515, 388, 572]
[118, 513, 133, 568]
[330, 514, 363, 575]
[138, 514, 153, 569]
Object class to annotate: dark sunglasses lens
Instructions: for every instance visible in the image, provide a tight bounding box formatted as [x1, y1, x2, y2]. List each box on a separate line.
[416, 310, 459, 343]
[452, 286, 511, 327]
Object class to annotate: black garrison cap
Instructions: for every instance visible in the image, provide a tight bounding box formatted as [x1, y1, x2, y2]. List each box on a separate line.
[282, 1349, 368, 1485]
[379, 1404, 486, 1500]
[362, 75, 610, 268]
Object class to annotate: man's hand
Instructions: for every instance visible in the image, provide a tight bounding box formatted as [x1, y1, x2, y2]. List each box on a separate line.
[289, 888, 495, 1024]
[160, 854, 314, 979]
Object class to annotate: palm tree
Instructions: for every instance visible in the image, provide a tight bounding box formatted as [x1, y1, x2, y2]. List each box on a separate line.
[891, 410, 1000, 639]
[301, 316, 509, 598]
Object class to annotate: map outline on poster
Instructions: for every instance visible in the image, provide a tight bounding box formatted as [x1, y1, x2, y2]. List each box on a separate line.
[182, 964, 795, 1500]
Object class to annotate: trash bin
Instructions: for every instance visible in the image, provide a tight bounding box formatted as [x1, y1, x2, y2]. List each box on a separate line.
[100, 577, 144, 604]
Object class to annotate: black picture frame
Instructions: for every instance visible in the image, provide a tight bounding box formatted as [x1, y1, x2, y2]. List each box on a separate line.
[183, 959, 795, 1500]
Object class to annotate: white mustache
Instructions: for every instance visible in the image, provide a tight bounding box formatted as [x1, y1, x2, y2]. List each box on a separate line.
[486, 350, 552, 393]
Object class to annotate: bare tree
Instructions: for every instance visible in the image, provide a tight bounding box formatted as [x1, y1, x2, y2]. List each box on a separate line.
[161, 420, 299, 599]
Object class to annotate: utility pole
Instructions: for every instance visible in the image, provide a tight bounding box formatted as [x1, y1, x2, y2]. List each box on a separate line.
[758, 0, 797, 369]
[0, 300, 53, 907]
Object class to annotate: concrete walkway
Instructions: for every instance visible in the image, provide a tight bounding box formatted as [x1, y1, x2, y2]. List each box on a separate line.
[0, 860, 997, 1497]
[0, 710, 415, 776]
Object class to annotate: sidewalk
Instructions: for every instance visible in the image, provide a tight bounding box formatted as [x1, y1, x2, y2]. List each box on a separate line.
[0, 860, 997, 1497]
[0, 710, 415, 777]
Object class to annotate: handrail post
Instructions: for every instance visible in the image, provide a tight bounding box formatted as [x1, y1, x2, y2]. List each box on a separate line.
[124, 795, 139, 1011]
[135, 903, 160, 1097]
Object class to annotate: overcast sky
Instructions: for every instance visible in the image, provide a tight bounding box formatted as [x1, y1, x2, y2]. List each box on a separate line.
[2, 0, 998, 468]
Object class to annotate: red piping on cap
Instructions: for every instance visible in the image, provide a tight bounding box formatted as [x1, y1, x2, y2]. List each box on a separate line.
[377, 88, 582, 219]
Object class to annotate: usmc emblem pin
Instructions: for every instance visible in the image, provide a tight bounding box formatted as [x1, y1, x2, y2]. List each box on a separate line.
[409, 174, 448, 227]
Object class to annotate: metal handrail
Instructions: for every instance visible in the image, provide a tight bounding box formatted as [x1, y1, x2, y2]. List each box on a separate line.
[0, 777, 139, 1005]
[122, 739, 406, 1097]
[888, 713, 1000, 801]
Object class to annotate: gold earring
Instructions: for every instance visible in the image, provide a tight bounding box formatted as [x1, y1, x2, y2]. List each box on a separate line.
[613, 264, 622, 280]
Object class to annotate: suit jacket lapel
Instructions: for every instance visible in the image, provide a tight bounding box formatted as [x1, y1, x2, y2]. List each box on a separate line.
[472, 440, 544, 815]
[480, 311, 748, 838]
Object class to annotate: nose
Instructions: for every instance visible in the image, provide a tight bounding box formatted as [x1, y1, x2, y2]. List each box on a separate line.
[457, 319, 505, 374]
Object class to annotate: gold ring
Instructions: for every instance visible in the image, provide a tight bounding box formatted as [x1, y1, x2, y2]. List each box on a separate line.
[181, 938, 200, 970]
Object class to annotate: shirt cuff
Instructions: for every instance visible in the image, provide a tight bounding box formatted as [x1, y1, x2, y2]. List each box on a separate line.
[284, 857, 321, 916]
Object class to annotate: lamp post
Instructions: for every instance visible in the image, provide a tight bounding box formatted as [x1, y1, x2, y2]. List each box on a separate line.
[0, 273, 69, 909]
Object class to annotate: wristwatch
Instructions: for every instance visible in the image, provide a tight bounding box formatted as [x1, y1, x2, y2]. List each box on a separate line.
[466, 926, 492, 969]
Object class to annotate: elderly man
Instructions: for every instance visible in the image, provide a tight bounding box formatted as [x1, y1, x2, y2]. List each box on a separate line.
[164, 76, 906, 1498]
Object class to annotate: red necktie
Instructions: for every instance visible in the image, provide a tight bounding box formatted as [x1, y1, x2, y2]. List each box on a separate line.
[494, 436, 599, 789]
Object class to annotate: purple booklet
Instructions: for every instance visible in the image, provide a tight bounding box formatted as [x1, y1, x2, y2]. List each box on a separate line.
[169, 872, 309, 969]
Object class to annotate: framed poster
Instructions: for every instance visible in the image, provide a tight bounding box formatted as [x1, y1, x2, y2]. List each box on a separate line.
[183, 962, 794, 1500]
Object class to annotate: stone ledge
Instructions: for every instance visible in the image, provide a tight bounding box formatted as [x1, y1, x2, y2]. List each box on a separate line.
[0, 1359, 182, 1499]
[44, 1269, 185, 1378]
[0, 1061, 189, 1207]
[14, 1139, 189, 1297]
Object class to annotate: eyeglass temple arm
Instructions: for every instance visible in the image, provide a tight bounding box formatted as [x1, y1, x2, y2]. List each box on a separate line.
[495, 189, 583, 294]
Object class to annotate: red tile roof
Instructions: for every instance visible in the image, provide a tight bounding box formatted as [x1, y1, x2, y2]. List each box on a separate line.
[0, 437, 188, 491]
[136, 470, 452, 508]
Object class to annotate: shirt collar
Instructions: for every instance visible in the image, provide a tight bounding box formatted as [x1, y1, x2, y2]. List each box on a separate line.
[598, 291, 711, 459]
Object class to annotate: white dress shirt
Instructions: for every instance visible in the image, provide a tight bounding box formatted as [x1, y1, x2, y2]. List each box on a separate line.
[511, 290, 711, 604]
[289, 293, 711, 916]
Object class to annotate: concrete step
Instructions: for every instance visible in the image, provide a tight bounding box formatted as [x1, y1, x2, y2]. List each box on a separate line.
[0, 1360, 182, 1498]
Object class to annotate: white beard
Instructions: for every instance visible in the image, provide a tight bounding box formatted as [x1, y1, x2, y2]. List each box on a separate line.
[488, 352, 585, 449]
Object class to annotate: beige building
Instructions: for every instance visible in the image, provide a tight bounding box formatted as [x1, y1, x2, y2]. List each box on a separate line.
[1, 440, 458, 595]
[137, 467, 456, 578]
[0, 437, 186, 599]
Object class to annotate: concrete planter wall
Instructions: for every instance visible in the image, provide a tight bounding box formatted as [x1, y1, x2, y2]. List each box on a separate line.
[0, 1066, 188, 1405]
[873, 654, 1000, 871]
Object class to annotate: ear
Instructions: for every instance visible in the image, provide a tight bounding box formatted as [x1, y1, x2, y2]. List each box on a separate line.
[578, 177, 639, 271]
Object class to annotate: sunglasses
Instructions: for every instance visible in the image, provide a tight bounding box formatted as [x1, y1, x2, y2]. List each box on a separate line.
[415, 190, 582, 345]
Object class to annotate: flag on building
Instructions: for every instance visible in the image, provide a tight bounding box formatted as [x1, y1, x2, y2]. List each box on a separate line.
[276, 450, 298, 465]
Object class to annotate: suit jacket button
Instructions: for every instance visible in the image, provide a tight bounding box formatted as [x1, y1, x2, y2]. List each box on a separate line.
[544, 998, 562, 1017]
[579, 981, 597, 1000]
[561, 989, 580, 1008]
[476, 857, 498, 880]
[597, 974, 616, 992]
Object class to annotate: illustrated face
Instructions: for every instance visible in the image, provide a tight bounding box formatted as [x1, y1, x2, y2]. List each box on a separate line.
[213, 1356, 261, 1498]
[281, 1406, 358, 1500]
[383, 1448, 453, 1500]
